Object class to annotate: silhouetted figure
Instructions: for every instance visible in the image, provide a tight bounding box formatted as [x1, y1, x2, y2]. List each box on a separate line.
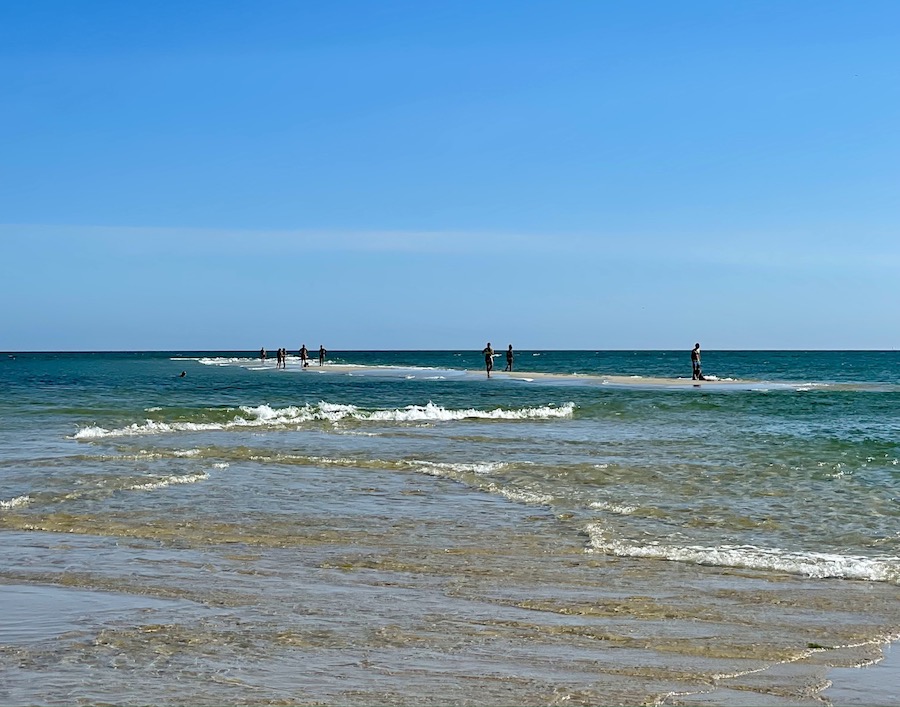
[691, 343, 704, 381]
[260, 347, 267, 362]
[300, 345, 309, 368]
[482, 342, 495, 378]
[505, 345, 514, 372]
[318, 345, 326, 366]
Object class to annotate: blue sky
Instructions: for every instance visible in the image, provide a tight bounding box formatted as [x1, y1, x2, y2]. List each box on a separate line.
[1, 1, 898, 350]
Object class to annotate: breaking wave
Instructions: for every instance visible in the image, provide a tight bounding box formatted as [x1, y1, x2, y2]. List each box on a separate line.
[584, 523, 900, 584]
[127, 472, 209, 492]
[73, 401, 575, 439]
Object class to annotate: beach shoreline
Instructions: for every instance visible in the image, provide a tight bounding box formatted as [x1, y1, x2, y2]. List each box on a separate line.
[221, 357, 872, 392]
[2, 564, 898, 706]
[2, 351, 898, 705]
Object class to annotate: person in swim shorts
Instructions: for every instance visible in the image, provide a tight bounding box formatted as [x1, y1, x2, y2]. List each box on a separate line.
[691, 343, 703, 380]
[482, 343, 495, 378]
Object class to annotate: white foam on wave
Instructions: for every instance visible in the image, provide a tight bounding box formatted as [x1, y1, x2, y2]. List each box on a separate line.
[489, 484, 554, 505]
[589, 500, 637, 515]
[328, 363, 447, 372]
[411, 460, 553, 505]
[414, 460, 510, 475]
[364, 401, 575, 422]
[584, 524, 900, 583]
[194, 357, 248, 366]
[196, 356, 452, 375]
[73, 401, 576, 439]
[1, 495, 31, 510]
[127, 472, 209, 492]
[75, 420, 225, 439]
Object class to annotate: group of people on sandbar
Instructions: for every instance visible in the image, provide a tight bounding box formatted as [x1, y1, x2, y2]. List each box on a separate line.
[481, 343, 514, 378]
[260, 345, 327, 369]
[476, 342, 705, 380]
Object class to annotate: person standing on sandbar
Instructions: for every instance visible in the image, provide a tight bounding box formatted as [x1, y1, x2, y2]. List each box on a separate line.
[691, 343, 703, 380]
[482, 342, 495, 378]
[318, 345, 326, 366]
[505, 345, 514, 372]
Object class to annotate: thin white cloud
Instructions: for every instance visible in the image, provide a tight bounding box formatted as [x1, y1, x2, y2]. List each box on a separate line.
[0, 223, 539, 256]
[1, 223, 896, 270]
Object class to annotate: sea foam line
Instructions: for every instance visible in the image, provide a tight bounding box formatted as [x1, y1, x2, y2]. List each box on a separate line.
[585, 524, 900, 584]
[411, 460, 554, 505]
[127, 472, 209, 491]
[73, 401, 575, 439]
[589, 500, 638, 515]
[1, 495, 31, 510]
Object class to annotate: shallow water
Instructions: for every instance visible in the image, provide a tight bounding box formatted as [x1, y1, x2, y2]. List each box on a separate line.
[1, 350, 898, 705]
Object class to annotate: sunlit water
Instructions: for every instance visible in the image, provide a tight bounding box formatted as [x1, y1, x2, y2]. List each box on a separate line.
[1, 350, 898, 705]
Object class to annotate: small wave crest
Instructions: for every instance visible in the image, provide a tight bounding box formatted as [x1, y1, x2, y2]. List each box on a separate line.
[584, 524, 900, 584]
[414, 460, 511, 476]
[413, 460, 553, 505]
[127, 472, 209, 492]
[363, 401, 574, 422]
[73, 401, 575, 439]
[589, 500, 637, 515]
[1, 495, 31, 510]
[490, 485, 554, 505]
[195, 357, 249, 366]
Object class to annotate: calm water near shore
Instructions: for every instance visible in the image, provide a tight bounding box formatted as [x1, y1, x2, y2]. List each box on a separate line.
[1, 350, 898, 705]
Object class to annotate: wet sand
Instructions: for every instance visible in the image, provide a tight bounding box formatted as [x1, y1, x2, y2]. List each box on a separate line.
[825, 642, 900, 705]
[298, 362, 862, 392]
[3, 486, 898, 707]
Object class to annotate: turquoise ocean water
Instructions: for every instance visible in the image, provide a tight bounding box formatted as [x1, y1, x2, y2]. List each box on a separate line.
[1, 350, 899, 705]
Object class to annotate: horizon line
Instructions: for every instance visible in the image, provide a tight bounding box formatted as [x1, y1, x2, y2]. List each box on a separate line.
[3, 348, 898, 354]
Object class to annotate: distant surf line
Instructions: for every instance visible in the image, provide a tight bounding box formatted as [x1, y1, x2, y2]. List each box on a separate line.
[178, 356, 875, 392]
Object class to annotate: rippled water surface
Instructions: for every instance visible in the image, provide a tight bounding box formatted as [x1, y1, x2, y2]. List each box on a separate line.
[1, 350, 898, 705]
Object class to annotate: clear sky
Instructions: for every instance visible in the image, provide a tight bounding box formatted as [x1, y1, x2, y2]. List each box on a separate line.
[2, 1, 898, 351]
